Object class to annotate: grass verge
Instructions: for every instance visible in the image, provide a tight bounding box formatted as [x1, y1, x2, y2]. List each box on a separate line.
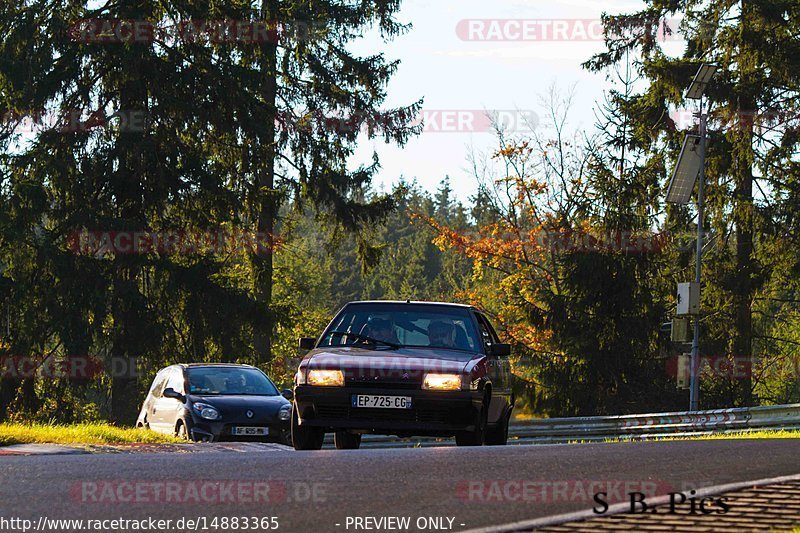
[0, 423, 182, 446]
[676, 429, 800, 440]
[586, 429, 800, 444]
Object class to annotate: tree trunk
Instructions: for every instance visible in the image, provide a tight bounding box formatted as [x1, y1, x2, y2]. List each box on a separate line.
[251, 0, 279, 365]
[0, 380, 15, 420]
[110, 33, 147, 424]
[110, 268, 140, 425]
[732, 151, 754, 406]
[731, 0, 756, 406]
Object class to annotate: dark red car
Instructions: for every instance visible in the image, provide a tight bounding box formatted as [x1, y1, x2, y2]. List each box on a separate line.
[291, 301, 513, 450]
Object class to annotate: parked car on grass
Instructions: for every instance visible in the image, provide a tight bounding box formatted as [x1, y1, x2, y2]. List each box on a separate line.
[136, 363, 293, 444]
[291, 301, 513, 450]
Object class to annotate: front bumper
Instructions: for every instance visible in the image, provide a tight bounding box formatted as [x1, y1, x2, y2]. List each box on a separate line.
[294, 385, 484, 437]
[189, 417, 290, 443]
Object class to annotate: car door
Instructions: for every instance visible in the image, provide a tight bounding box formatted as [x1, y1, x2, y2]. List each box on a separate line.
[154, 367, 186, 435]
[473, 312, 512, 424]
[144, 369, 169, 432]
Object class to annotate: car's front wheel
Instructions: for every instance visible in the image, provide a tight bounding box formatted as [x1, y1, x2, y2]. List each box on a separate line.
[176, 420, 189, 440]
[334, 430, 361, 450]
[291, 404, 324, 451]
[485, 408, 510, 446]
[455, 398, 488, 447]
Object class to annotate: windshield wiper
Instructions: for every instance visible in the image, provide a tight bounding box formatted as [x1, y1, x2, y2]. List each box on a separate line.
[327, 330, 400, 349]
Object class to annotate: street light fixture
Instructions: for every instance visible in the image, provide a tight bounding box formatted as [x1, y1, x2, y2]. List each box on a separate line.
[667, 63, 718, 412]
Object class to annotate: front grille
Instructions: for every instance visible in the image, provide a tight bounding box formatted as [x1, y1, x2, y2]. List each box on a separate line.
[315, 405, 349, 418]
[349, 407, 416, 421]
[416, 407, 451, 424]
[345, 380, 420, 390]
[312, 401, 470, 425]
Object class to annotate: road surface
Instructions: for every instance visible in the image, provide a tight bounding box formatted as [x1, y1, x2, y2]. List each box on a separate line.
[1, 439, 799, 532]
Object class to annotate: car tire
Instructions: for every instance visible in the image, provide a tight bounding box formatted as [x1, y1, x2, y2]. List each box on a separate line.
[280, 429, 292, 446]
[291, 404, 324, 451]
[455, 397, 488, 447]
[176, 420, 189, 440]
[334, 431, 362, 450]
[176, 418, 201, 442]
[485, 408, 510, 446]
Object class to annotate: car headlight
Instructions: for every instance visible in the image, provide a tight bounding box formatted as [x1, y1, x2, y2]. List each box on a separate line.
[422, 373, 462, 391]
[278, 405, 292, 421]
[307, 369, 344, 387]
[192, 402, 221, 420]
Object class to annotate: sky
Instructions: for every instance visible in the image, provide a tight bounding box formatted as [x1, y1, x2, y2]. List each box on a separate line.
[350, 0, 685, 202]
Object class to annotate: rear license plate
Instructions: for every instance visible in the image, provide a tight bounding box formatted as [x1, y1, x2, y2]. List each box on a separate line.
[351, 395, 412, 409]
[233, 426, 268, 436]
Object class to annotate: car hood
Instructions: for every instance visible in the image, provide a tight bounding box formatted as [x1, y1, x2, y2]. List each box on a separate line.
[305, 346, 479, 380]
[188, 394, 290, 415]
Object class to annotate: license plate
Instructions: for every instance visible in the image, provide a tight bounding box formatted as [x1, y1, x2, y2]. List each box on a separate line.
[233, 426, 268, 436]
[351, 395, 412, 409]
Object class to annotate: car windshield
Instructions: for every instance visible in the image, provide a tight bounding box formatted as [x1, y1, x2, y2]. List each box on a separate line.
[186, 367, 279, 396]
[318, 303, 481, 353]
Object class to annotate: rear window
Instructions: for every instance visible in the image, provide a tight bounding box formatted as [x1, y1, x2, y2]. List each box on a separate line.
[318, 303, 481, 353]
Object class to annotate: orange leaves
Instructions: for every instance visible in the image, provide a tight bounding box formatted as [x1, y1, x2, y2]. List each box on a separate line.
[413, 209, 554, 273]
[504, 321, 551, 351]
[494, 173, 548, 197]
[493, 140, 532, 160]
[416, 210, 556, 352]
[412, 213, 471, 253]
[408, 137, 584, 363]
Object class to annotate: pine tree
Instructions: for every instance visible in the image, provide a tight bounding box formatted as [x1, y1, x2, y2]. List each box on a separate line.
[585, 0, 800, 406]
[0, 0, 420, 422]
[211, 0, 422, 362]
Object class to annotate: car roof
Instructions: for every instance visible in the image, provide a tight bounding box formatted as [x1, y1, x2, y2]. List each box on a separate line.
[178, 363, 255, 368]
[345, 300, 477, 309]
[169, 363, 258, 370]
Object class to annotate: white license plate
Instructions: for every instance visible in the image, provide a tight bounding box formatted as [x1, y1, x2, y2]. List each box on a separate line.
[351, 395, 412, 409]
[233, 426, 268, 436]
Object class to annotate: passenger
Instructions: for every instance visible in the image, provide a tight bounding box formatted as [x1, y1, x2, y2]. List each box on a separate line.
[428, 320, 458, 348]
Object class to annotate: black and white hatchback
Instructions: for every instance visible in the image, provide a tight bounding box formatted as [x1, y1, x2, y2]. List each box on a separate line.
[136, 363, 293, 444]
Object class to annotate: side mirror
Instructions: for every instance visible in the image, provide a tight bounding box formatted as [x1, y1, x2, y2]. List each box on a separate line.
[298, 337, 316, 350]
[163, 387, 184, 401]
[281, 389, 294, 400]
[489, 343, 511, 357]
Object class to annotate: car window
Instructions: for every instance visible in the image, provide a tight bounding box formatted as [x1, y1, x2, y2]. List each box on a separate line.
[165, 368, 185, 394]
[186, 367, 279, 396]
[474, 313, 500, 351]
[149, 370, 168, 399]
[319, 303, 480, 353]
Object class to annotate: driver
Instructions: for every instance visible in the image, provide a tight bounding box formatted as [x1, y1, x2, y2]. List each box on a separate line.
[362, 316, 398, 344]
[428, 319, 458, 348]
[225, 373, 248, 393]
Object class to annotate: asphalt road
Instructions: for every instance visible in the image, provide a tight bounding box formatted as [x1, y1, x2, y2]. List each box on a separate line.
[1, 439, 799, 532]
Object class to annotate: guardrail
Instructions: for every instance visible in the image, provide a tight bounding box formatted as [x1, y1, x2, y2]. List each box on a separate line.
[341, 403, 800, 448]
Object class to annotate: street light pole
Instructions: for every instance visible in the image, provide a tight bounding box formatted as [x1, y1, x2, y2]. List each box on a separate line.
[689, 98, 707, 412]
[666, 63, 717, 412]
